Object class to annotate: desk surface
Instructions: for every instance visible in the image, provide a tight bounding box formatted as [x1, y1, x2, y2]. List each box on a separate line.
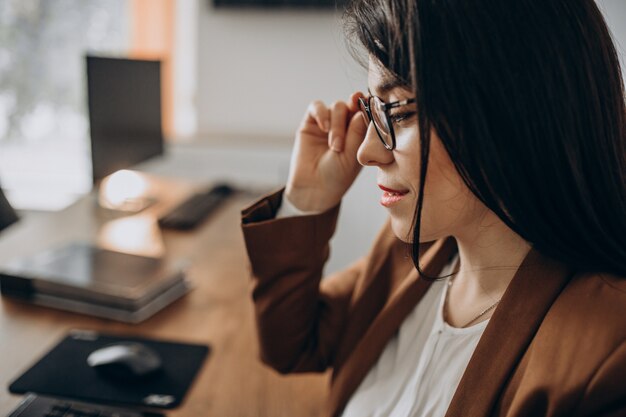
[0, 175, 328, 416]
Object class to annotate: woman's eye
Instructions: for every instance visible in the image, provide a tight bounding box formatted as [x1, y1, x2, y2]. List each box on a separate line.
[389, 111, 416, 125]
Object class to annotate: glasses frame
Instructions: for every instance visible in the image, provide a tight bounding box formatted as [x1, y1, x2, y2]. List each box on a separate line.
[359, 95, 417, 151]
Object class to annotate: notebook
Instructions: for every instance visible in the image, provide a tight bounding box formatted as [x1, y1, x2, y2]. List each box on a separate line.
[0, 242, 190, 323]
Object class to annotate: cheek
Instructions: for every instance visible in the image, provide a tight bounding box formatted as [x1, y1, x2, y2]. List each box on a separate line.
[391, 128, 480, 242]
[394, 128, 423, 193]
[425, 153, 462, 202]
[417, 137, 476, 239]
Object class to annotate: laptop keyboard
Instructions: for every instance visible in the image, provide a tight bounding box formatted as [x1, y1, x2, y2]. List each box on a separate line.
[7, 394, 165, 417]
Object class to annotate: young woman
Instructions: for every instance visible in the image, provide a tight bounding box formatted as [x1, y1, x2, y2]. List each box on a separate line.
[241, 0, 626, 416]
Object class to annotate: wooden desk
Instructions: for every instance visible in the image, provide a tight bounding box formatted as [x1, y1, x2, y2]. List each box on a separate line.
[0, 175, 328, 416]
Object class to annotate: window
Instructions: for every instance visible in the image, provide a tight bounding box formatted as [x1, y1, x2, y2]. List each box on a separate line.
[0, 0, 194, 210]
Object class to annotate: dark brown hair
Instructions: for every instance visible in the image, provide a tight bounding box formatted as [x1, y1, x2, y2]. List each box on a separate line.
[345, 0, 626, 276]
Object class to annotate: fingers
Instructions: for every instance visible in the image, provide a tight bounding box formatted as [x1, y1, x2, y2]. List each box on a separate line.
[329, 91, 366, 152]
[306, 100, 330, 133]
[344, 111, 368, 155]
[302, 92, 366, 152]
[329, 101, 349, 152]
[347, 91, 365, 114]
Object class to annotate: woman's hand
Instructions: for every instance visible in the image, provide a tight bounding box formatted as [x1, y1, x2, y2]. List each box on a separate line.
[285, 92, 368, 213]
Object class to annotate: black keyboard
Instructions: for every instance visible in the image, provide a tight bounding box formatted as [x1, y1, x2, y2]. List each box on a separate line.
[158, 183, 235, 230]
[7, 394, 165, 417]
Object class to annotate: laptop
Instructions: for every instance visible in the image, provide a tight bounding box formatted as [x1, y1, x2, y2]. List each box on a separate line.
[0, 242, 190, 323]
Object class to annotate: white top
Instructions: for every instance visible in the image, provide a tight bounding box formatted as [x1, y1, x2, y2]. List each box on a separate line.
[342, 255, 487, 417]
[275, 193, 321, 218]
[276, 196, 487, 417]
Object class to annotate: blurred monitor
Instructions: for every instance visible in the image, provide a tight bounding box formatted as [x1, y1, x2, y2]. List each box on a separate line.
[86, 56, 164, 185]
[0, 186, 18, 233]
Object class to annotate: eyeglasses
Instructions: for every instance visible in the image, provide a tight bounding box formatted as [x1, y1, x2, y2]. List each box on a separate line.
[358, 95, 417, 150]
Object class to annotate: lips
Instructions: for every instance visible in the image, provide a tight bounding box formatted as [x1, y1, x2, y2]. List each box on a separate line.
[378, 185, 409, 195]
[378, 184, 409, 207]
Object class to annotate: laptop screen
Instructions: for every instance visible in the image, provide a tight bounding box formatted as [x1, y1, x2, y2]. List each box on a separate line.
[86, 56, 164, 185]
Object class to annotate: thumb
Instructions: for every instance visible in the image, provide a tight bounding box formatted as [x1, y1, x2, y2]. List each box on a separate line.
[343, 111, 368, 157]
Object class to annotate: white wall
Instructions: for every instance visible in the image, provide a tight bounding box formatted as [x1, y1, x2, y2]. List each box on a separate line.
[197, 7, 367, 140]
[597, 0, 626, 82]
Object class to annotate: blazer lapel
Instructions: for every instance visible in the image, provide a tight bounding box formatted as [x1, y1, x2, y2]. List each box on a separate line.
[327, 237, 458, 417]
[445, 248, 574, 417]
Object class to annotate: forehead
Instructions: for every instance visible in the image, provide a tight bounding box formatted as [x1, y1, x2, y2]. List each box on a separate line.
[367, 58, 411, 98]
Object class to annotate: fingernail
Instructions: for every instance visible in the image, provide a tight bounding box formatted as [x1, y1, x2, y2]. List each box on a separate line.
[331, 136, 342, 152]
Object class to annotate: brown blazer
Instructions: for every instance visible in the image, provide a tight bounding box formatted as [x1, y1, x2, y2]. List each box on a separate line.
[241, 190, 626, 417]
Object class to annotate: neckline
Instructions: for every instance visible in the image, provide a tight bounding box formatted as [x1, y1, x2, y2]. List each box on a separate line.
[435, 255, 491, 335]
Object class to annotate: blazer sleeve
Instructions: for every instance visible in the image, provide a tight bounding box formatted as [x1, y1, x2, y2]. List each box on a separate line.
[241, 188, 371, 374]
[573, 340, 626, 417]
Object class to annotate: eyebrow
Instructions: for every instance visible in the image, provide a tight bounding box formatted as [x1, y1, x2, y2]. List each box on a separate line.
[370, 78, 408, 97]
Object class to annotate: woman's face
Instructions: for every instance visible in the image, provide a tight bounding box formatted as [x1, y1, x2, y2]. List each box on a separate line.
[357, 60, 486, 243]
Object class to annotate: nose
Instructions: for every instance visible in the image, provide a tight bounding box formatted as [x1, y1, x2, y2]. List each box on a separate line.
[357, 123, 394, 167]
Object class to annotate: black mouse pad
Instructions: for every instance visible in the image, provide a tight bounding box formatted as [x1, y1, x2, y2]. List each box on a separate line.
[9, 329, 210, 409]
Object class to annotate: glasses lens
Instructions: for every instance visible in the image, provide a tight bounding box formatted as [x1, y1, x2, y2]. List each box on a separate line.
[371, 97, 394, 148]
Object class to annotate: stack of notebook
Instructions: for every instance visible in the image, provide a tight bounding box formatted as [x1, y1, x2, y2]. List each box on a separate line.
[0, 242, 190, 323]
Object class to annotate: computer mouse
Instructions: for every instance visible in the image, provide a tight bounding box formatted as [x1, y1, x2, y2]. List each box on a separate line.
[87, 342, 163, 380]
